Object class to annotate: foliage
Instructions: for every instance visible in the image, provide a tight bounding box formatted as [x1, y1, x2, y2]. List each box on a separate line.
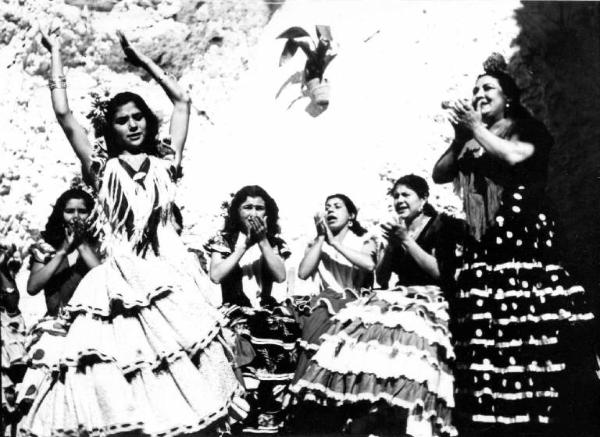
[277, 25, 336, 82]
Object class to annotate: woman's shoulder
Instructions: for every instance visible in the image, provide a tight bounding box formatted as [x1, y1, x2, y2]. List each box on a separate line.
[428, 212, 468, 239]
[511, 117, 553, 149]
[204, 231, 232, 255]
[28, 240, 56, 266]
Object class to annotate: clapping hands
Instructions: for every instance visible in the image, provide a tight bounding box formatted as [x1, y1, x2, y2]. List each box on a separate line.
[237, 216, 269, 250]
[381, 217, 409, 248]
[445, 98, 482, 138]
[314, 212, 334, 244]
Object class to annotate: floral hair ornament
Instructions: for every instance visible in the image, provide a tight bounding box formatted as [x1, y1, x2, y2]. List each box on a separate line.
[86, 89, 112, 138]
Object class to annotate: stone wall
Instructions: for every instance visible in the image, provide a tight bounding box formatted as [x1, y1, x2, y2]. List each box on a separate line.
[511, 2, 600, 313]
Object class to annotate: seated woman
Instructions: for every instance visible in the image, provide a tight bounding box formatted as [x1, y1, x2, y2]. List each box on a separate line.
[288, 194, 376, 432]
[432, 53, 596, 437]
[18, 188, 101, 410]
[27, 188, 100, 316]
[292, 175, 463, 437]
[205, 185, 299, 434]
[0, 244, 27, 437]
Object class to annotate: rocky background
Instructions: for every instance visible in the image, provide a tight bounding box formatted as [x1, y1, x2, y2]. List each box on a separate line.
[1, 0, 598, 328]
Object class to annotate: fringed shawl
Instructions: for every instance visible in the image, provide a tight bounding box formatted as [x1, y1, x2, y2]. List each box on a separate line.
[454, 117, 553, 241]
[90, 155, 177, 257]
[455, 118, 512, 241]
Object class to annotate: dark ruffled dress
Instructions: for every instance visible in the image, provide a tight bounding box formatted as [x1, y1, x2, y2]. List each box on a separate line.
[205, 232, 300, 434]
[450, 117, 596, 435]
[1, 287, 27, 425]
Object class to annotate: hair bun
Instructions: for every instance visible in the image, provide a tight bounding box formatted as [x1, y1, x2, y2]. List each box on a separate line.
[483, 52, 508, 75]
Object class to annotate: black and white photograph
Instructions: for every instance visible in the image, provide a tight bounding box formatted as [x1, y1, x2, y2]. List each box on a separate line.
[1, 1, 599, 436]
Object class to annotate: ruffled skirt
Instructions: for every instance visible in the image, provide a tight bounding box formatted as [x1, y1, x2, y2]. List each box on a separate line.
[290, 286, 456, 437]
[18, 253, 244, 437]
[452, 185, 595, 434]
[1, 308, 27, 419]
[224, 303, 300, 434]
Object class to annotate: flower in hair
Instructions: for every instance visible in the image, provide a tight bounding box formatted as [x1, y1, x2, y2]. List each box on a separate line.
[482, 52, 508, 75]
[86, 89, 111, 138]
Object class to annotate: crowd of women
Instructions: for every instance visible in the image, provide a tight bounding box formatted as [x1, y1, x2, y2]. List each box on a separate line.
[1, 28, 598, 437]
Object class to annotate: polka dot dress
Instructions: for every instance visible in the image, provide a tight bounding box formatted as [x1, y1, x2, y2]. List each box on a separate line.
[451, 186, 594, 431]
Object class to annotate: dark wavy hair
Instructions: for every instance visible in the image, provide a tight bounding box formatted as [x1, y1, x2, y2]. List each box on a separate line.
[477, 53, 531, 120]
[325, 194, 367, 236]
[42, 189, 95, 249]
[103, 92, 160, 158]
[222, 185, 281, 245]
[391, 174, 437, 217]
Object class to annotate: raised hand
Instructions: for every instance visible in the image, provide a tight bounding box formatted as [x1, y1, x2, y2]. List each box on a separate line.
[39, 25, 61, 53]
[117, 30, 146, 67]
[452, 98, 483, 131]
[446, 99, 474, 141]
[314, 212, 327, 237]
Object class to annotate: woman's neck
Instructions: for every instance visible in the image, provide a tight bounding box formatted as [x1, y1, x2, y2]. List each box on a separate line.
[331, 226, 349, 243]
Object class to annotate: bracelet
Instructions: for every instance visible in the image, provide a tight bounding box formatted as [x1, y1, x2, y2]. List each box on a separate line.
[49, 75, 67, 91]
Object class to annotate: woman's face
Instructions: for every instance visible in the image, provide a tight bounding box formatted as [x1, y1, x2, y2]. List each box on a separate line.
[63, 198, 90, 224]
[238, 196, 267, 230]
[392, 184, 425, 222]
[111, 101, 147, 153]
[472, 75, 508, 123]
[325, 197, 353, 233]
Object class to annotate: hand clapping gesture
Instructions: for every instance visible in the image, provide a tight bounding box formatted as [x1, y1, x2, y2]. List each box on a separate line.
[313, 212, 334, 244]
[381, 218, 410, 248]
[446, 98, 483, 133]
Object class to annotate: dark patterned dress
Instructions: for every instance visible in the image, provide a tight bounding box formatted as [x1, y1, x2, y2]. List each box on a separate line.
[450, 117, 596, 436]
[205, 232, 300, 434]
[290, 213, 464, 437]
[1, 286, 27, 426]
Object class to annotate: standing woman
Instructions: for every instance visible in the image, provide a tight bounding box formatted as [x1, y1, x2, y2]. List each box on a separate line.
[292, 175, 462, 437]
[22, 28, 245, 437]
[205, 185, 299, 435]
[288, 194, 376, 433]
[433, 53, 596, 436]
[0, 244, 27, 437]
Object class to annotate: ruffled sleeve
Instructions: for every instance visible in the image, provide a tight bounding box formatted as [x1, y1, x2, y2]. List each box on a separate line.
[28, 240, 56, 269]
[203, 232, 232, 257]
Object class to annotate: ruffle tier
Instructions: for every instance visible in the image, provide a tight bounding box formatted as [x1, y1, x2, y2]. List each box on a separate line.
[19, 254, 244, 437]
[452, 186, 596, 427]
[1, 309, 27, 415]
[290, 286, 455, 437]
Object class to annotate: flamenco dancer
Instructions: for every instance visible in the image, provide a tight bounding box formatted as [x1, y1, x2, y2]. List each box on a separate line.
[205, 185, 299, 434]
[290, 175, 463, 437]
[1, 244, 27, 437]
[20, 28, 245, 437]
[433, 53, 596, 436]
